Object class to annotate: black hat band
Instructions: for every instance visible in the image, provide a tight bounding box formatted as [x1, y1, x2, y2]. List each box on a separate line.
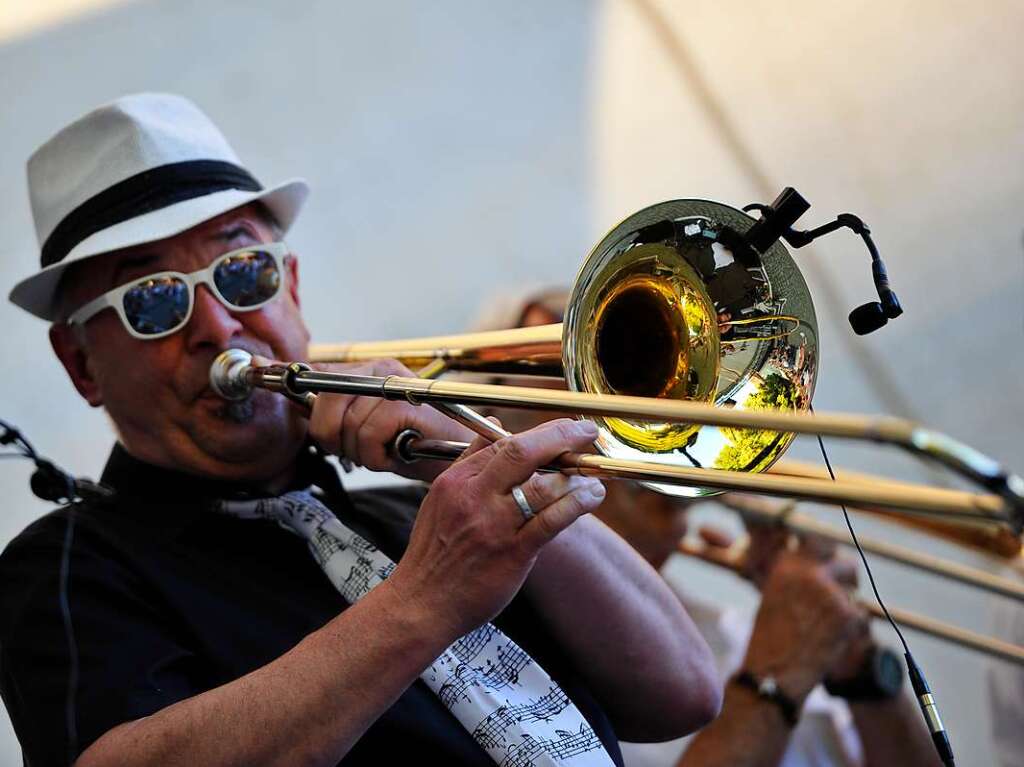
[41, 160, 262, 268]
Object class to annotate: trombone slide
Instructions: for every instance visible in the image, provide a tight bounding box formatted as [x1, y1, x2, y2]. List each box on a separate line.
[676, 539, 1024, 667]
[208, 349, 1023, 531]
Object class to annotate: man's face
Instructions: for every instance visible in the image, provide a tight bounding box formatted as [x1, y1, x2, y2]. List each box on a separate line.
[50, 205, 311, 484]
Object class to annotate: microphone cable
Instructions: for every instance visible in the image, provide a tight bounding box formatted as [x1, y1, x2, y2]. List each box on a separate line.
[2, 418, 113, 763]
[811, 407, 956, 766]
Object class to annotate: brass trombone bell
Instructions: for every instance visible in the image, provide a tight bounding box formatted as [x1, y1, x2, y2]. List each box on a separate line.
[314, 199, 819, 499]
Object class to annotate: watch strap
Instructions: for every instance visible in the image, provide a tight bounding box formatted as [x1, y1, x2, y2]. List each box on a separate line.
[733, 670, 800, 727]
[824, 645, 904, 701]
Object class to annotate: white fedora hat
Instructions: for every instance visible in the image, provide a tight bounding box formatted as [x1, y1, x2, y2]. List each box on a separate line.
[9, 92, 309, 320]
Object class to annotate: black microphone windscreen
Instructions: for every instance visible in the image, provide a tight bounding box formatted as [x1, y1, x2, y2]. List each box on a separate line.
[848, 302, 888, 335]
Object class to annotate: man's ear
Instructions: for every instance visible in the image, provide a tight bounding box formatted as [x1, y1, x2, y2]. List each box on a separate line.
[49, 324, 103, 407]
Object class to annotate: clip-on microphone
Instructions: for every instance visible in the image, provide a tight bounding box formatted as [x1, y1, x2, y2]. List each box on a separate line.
[743, 187, 903, 335]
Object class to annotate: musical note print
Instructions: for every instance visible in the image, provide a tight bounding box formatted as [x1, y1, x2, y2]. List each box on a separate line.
[438, 663, 474, 709]
[433, 641, 531, 711]
[452, 624, 499, 663]
[217, 490, 615, 767]
[309, 526, 344, 566]
[472, 685, 570, 749]
[500, 724, 604, 767]
[336, 556, 375, 604]
[478, 643, 531, 690]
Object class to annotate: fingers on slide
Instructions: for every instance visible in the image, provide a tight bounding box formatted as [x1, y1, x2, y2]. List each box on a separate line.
[474, 419, 598, 492]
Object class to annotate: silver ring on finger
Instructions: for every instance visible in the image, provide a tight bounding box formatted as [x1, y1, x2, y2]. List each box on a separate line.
[511, 484, 535, 522]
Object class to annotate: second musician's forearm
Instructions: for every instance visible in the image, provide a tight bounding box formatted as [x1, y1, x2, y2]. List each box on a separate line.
[850, 694, 943, 767]
[678, 683, 790, 767]
[523, 515, 721, 741]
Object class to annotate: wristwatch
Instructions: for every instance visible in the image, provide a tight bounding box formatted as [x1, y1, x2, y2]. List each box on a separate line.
[732, 670, 800, 727]
[824, 645, 904, 701]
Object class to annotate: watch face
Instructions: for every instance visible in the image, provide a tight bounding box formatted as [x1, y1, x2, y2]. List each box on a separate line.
[874, 647, 905, 697]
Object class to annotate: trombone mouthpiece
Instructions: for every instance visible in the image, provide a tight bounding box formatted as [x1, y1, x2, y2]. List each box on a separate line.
[210, 349, 254, 401]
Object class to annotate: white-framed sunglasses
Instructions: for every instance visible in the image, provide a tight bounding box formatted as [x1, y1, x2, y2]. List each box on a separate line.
[67, 242, 291, 340]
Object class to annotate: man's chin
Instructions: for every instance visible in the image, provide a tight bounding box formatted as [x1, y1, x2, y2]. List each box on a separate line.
[215, 399, 256, 424]
[197, 389, 277, 427]
[190, 397, 305, 468]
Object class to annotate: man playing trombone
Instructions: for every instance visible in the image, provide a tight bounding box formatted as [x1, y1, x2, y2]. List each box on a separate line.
[0, 93, 721, 766]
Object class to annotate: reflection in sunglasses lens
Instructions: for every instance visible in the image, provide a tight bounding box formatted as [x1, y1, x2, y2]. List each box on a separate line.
[214, 250, 280, 308]
[124, 277, 189, 335]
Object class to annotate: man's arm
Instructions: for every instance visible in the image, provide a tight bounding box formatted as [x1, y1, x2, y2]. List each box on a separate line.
[674, 548, 865, 767]
[523, 514, 722, 741]
[673, 539, 942, 767]
[308, 360, 722, 742]
[677, 680, 792, 766]
[849, 695, 942, 767]
[78, 420, 605, 766]
[77, 582, 451, 767]
[677, 667, 942, 767]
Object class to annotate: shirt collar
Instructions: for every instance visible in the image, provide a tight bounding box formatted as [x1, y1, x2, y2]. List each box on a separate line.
[96, 442, 349, 536]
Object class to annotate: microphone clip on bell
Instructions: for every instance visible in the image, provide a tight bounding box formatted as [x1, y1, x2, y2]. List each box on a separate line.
[742, 188, 903, 335]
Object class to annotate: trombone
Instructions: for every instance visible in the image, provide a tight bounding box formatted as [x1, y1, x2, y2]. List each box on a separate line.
[677, 493, 1024, 666]
[210, 349, 1023, 530]
[212, 197, 1024, 534]
[209, 195, 1024, 666]
[207, 352, 1024, 666]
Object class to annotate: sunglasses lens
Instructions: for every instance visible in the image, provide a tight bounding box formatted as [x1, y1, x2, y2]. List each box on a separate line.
[123, 276, 190, 336]
[213, 249, 281, 309]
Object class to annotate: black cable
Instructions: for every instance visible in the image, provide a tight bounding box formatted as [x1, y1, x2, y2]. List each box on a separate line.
[809, 406, 910, 653]
[59, 511, 80, 762]
[2, 419, 89, 762]
[811, 405, 955, 766]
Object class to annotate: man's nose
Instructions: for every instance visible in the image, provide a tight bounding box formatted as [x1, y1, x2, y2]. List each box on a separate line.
[184, 285, 244, 350]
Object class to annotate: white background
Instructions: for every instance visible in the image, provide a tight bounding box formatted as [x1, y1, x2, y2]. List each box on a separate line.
[0, 1, 1021, 764]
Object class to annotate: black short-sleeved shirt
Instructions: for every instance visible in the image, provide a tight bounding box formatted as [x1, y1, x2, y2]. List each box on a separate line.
[0, 444, 623, 766]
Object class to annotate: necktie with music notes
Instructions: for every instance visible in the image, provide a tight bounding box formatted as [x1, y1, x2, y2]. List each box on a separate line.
[219, 489, 615, 767]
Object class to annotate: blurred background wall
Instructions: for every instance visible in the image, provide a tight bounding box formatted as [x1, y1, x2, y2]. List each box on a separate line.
[0, 1, 1021, 764]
